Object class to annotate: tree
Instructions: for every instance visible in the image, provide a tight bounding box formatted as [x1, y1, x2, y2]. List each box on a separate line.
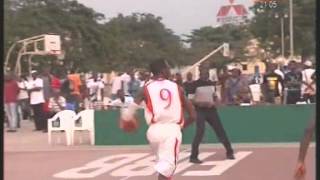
[249, 0, 316, 59]
[4, 0, 109, 72]
[103, 13, 185, 71]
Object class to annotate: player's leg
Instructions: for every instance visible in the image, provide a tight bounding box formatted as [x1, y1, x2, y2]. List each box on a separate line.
[156, 134, 181, 179]
[148, 124, 182, 179]
[206, 107, 234, 159]
[190, 111, 206, 163]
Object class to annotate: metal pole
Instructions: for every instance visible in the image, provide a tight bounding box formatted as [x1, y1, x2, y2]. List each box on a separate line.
[28, 55, 34, 75]
[182, 44, 225, 75]
[289, 0, 294, 58]
[281, 17, 285, 57]
[4, 42, 17, 72]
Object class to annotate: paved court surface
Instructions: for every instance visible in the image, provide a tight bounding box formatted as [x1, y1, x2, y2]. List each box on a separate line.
[4, 120, 316, 180]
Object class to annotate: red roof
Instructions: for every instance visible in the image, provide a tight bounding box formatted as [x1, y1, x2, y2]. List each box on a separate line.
[217, 4, 248, 17]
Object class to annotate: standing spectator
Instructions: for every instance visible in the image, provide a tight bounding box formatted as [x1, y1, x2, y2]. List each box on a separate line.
[189, 65, 234, 163]
[128, 71, 141, 98]
[217, 66, 230, 104]
[27, 70, 46, 131]
[68, 70, 82, 111]
[41, 66, 53, 103]
[251, 65, 263, 85]
[262, 63, 284, 104]
[111, 72, 123, 100]
[87, 73, 105, 110]
[120, 69, 132, 96]
[17, 74, 30, 123]
[183, 72, 194, 98]
[284, 61, 302, 104]
[4, 72, 20, 132]
[48, 88, 66, 117]
[301, 60, 316, 103]
[175, 72, 183, 86]
[139, 71, 151, 87]
[41, 66, 53, 131]
[225, 68, 250, 105]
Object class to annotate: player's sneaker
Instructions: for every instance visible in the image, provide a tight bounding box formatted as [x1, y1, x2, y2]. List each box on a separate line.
[189, 158, 203, 164]
[226, 152, 235, 159]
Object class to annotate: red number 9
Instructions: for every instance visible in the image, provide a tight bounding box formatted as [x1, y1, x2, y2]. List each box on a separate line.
[160, 89, 172, 108]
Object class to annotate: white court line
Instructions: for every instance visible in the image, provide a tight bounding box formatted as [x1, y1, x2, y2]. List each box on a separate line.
[5, 142, 315, 153]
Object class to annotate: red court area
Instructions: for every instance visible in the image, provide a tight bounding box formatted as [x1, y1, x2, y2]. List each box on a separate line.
[4, 145, 315, 180]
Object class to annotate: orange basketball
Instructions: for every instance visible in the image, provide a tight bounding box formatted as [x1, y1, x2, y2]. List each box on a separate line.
[119, 117, 139, 133]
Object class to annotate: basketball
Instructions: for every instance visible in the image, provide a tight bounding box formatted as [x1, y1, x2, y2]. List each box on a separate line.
[119, 117, 139, 133]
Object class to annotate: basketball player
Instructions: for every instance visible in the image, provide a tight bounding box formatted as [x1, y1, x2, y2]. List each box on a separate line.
[120, 59, 196, 180]
[294, 118, 315, 179]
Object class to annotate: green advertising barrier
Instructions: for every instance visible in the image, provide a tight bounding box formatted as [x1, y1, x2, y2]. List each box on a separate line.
[94, 104, 315, 145]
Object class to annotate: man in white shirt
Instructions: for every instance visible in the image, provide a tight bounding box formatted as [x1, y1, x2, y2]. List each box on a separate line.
[108, 89, 134, 108]
[27, 70, 46, 132]
[17, 75, 30, 124]
[87, 73, 105, 110]
[111, 73, 123, 100]
[301, 60, 316, 103]
[120, 70, 132, 96]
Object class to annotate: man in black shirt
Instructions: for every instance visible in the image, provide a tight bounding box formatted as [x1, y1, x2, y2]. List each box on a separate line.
[284, 61, 302, 104]
[189, 65, 234, 163]
[183, 72, 194, 98]
[262, 63, 284, 104]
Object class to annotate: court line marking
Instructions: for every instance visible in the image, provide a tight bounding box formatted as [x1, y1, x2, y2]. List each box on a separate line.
[5, 143, 315, 153]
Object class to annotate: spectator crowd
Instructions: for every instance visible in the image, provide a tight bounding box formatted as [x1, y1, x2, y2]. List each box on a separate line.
[4, 59, 316, 133]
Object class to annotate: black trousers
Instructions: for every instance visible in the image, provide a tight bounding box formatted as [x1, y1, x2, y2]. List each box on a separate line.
[31, 103, 46, 130]
[286, 90, 301, 104]
[191, 107, 233, 159]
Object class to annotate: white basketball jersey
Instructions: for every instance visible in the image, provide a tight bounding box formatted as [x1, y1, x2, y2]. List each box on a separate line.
[144, 79, 184, 125]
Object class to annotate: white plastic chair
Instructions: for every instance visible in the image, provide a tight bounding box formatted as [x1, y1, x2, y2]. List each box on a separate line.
[48, 110, 76, 146]
[71, 109, 95, 145]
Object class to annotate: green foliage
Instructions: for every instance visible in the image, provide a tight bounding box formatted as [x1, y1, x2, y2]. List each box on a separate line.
[249, 0, 315, 58]
[4, 0, 315, 73]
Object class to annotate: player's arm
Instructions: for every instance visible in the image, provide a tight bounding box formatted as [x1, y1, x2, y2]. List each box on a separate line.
[179, 87, 196, 129]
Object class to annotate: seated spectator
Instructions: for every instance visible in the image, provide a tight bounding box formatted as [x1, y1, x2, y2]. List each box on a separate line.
[48, 88, 66, 117]
[108, 89, 134, 108]
[45, 88, 66, 132]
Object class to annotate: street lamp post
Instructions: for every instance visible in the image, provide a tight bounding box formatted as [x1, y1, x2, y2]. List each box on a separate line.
[275, 13, 288, 57]
[289, 0, 294, 58]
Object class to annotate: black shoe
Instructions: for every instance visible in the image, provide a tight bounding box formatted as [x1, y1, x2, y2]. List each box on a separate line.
[190, 158, 203, 164]
[226, 152, 235, 159]
[6, 129, 17, 133]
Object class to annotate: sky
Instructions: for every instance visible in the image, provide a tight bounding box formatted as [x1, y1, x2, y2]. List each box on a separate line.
[77, 0, 255, 37]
